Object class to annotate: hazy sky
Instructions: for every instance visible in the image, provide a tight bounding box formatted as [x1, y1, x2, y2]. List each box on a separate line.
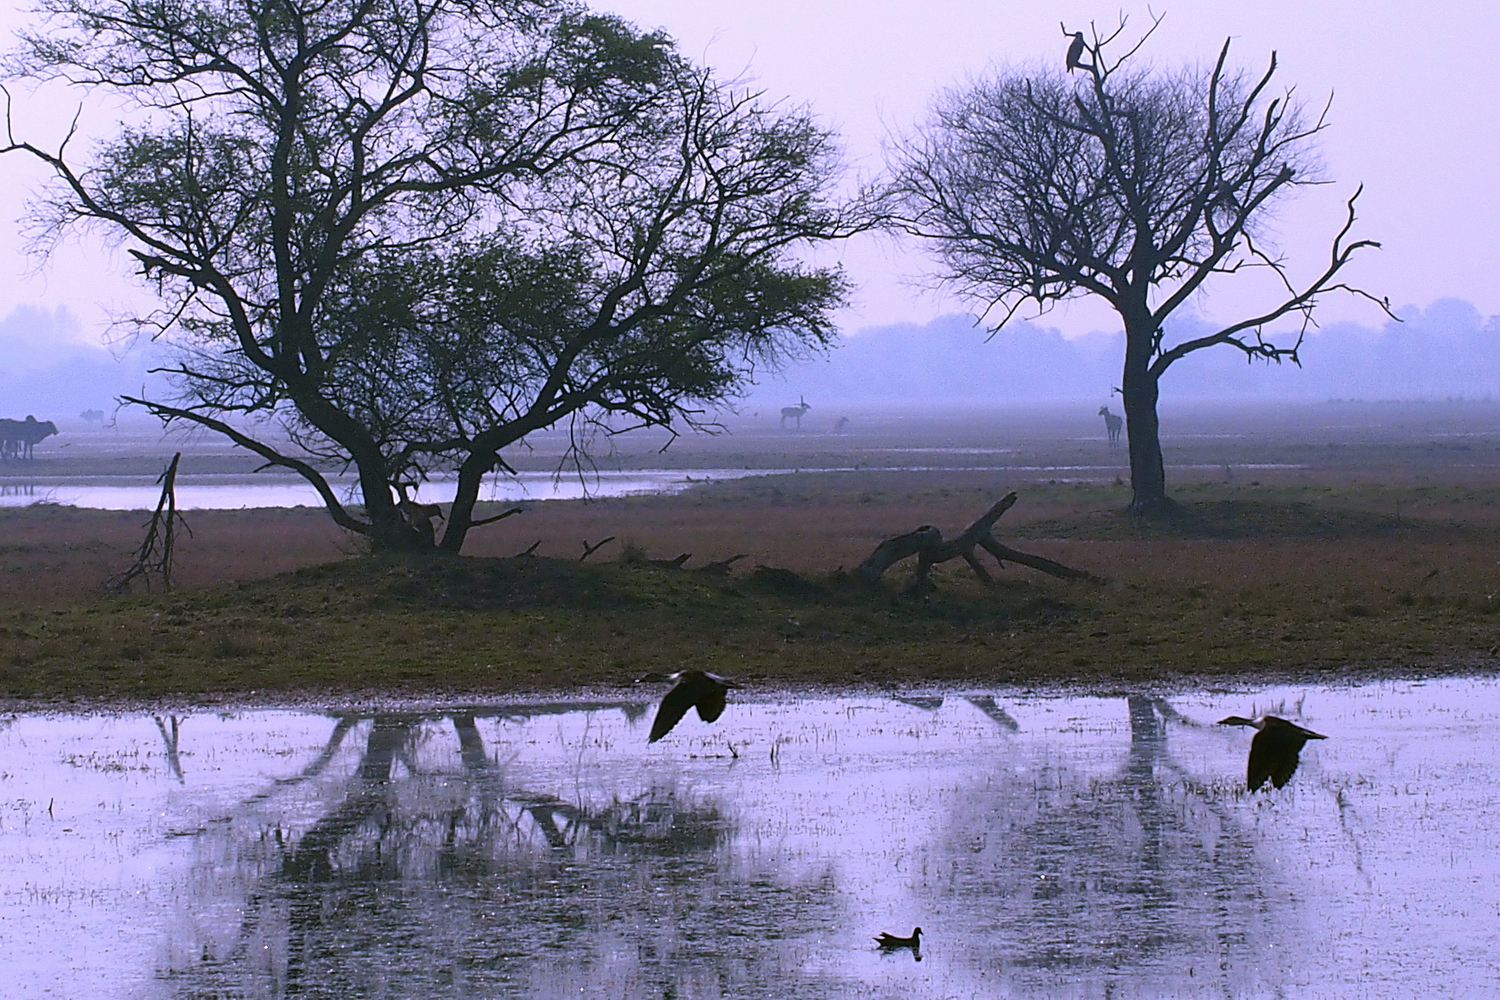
[0, 0, 1493, 345]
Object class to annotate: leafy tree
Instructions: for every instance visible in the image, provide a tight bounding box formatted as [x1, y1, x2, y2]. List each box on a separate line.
[4, 0, 858, 551]
[883, 20, 1389, 514]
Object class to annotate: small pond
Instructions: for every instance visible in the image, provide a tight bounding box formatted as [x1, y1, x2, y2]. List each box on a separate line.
[2, 677, 1496, 998]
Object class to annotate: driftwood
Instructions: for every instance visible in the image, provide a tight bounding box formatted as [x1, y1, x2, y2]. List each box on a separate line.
[647, 553, 691, 570]
[856, 492, 1102, 593]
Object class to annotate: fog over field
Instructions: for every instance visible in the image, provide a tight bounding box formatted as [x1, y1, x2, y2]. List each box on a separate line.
[0, 296, 1497, 428]
[743, 298, 1500, 409]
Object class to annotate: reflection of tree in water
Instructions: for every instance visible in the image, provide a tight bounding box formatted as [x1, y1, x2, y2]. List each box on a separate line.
[161, 705, 842, 1000]
[934, 696, 1287, 994]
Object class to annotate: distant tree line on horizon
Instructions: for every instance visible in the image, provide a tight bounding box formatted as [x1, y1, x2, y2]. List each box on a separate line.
[1, 296, 1499, 418]
[754, 298, 1500, 407]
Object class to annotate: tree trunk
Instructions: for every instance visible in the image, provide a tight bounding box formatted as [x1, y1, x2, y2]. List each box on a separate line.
[353, 453, 432, 553]
[1121, 320, 1172, 516]
[438, 449, 497, 554]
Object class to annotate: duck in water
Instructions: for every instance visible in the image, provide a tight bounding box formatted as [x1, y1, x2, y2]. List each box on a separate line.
[1218, 715, 1326, 790]
[874, 927, 922, 960]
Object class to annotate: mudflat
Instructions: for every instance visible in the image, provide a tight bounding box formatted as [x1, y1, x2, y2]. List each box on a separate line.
[2, 400, 1498, 704]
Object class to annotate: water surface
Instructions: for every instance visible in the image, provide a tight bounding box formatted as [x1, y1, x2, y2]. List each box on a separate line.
[2, 678, 1496, 998]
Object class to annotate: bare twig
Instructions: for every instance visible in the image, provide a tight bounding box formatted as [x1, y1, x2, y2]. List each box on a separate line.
[104, 452, 191, 593]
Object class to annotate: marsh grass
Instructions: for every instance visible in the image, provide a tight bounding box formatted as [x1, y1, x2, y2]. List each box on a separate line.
[1, 472, 1498, 702]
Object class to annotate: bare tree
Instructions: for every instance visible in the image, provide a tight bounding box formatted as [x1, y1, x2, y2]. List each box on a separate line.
[4, 0, 861, 552]
[883, 18, 1390, 514]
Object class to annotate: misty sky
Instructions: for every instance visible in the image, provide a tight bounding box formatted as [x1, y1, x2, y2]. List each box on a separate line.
[0, 0, 1493, 350]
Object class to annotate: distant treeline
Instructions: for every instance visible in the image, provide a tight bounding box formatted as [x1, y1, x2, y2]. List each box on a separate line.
[755, 298, 1500, 405]
[1, 299, 1498, 421]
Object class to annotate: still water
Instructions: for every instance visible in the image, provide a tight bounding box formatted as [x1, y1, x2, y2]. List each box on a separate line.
[0, 470, 759, 510]
[0, 464, 1301, 510]
[2, 677, 1496, 999]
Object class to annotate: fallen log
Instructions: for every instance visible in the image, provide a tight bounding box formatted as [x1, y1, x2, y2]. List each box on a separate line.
[856, 492, 1103, 593]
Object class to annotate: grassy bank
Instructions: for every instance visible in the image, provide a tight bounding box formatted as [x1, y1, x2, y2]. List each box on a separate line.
[1, 473, 1497, 704]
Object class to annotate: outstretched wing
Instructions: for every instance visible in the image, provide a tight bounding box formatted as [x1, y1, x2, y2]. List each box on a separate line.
[649, 679, 699, 742]
[694, 680, 729, 723]
[1248, 727, 1308, 790]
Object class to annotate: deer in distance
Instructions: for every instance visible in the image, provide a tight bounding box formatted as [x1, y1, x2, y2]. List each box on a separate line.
[781, 396, 811, 429]
[1098, 406, 1123, 448]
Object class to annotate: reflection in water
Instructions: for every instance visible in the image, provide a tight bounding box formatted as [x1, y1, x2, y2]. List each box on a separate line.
[933, 696, 1273, 996]
[6, 682, 1500, 997]
[161, 707, 843, 1000]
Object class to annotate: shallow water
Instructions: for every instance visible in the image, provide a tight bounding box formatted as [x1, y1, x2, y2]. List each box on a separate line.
[0, 463, 1304, 510]
[3, 678, 1498, 998]
[0, 469, 772, 510]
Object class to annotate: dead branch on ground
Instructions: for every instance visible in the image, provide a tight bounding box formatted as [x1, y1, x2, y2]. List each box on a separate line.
[579, 537, 615, 561]
[696, 554, 748, 576]
[856, 492, 1103, 594]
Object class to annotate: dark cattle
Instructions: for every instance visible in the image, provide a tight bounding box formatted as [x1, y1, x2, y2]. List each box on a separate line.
[0, 416, 59, 461]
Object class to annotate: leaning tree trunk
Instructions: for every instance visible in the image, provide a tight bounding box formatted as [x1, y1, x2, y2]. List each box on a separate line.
[1121, 321, 1172, 516]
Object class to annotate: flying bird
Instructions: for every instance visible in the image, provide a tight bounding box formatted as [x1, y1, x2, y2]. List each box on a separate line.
[1066, 32, 1087, 73]
[1218, 715, 1327, 790]
[874, 927, 922, 954]
[645, 670, 740, 743]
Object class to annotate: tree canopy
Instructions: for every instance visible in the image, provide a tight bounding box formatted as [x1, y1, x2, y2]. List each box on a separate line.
[5, 0, 862, 550]
[883, 20, 1389, 513]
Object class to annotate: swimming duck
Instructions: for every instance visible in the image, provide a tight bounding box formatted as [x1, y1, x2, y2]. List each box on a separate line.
[1218, 715, 1326, 790]
[874, 927, 922, 951]
[645, 670, 740, 743]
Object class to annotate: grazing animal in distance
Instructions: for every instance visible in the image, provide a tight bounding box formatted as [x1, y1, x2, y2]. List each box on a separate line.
[0, 415, 59, 461]
[780, 396, 811, 430]
[1218, 715, 1327, 790]
[874, 927, 922, 958]
[643, 670, 740, 742]
[1098, 406, 1122, 447]
[832, 416, 850, 434]
[1066, 31, 1088, 73]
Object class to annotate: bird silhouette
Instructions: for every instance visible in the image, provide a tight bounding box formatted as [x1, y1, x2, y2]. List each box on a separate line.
[1066, 32, 1087, 73]
[874, 927, 922, 956]
[1218, 715, 1326, 790]
[644, 670, 740, 742]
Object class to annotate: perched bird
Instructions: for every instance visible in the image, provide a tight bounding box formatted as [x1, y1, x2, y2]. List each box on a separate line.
[1218, 715, 1327, 790]
[645, 670, 740, 743]
[1066, 31, 1087, 73]
[874, 927, 922, 952]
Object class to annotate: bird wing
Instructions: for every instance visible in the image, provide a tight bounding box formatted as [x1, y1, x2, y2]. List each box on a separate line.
[694, 679, 729, 723]
[649, 679, 699, 742]
[1249, 726, 1308, 790]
